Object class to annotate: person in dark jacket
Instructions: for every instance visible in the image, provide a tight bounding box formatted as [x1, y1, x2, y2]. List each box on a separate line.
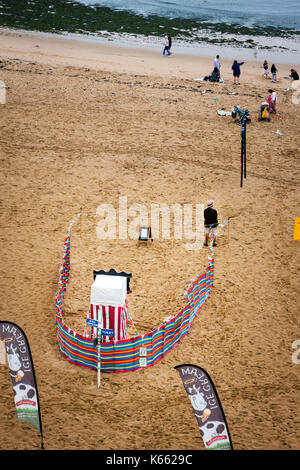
[204, 200, 218, 247]
[290, 69, 299, 80]
[271, 64, 278, 83]
[232, 60, 245, 85]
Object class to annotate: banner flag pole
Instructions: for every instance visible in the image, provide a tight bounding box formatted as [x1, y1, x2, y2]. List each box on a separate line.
[175, 364, 233, 450]
[0, 321, 45, 449]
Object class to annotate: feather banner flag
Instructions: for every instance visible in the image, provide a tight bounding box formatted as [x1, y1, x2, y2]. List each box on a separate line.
[175, 364, 233, 450]
[0, 321, 44, 449]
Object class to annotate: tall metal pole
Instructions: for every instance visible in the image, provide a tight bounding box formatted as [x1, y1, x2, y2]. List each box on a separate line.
[244, 119, 247, 179]
[97, 317, 103, 389]
[240, 116, 247, 187]
[240, 127, 244, 187]
[241, 143, 244, 187]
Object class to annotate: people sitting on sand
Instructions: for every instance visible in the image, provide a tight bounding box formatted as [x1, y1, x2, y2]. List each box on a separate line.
[210, 67, 220, 82]
[232, 60, 245, 85]
[268, 89, 277, 113]
[203, 67, 220, 82]
[290, 69, 299, 80]
[203, 200, 218, 247]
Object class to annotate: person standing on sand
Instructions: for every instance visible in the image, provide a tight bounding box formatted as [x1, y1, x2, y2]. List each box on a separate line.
[262, 60, 269, 78]
[203, 201, 218, 247]
[163, 35, 172, 56]
[232, 60, 245, 85]
[268, 89, 277, 113]
[271, 64, 278, 83]
[214, 55, 220, 73]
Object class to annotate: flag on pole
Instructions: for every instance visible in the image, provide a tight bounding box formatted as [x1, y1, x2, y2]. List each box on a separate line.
[175, 364, 233, 450]
[0, 321, 44, 449]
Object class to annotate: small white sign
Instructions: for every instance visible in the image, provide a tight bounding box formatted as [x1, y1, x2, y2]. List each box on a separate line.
[139, 347, 147, 357]
[139, 357, 147, 367]
[140, 228, 148, 239]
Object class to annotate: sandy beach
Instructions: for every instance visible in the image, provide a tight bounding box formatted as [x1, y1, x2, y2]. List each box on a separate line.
[0, 28, 299, 451]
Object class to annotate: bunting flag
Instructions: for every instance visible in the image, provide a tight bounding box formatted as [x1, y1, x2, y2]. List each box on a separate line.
[175, 364, 233, 450]
[0, 321, 44, 449]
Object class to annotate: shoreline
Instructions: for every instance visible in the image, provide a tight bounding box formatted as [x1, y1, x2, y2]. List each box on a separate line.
[0, 27, 298, 84]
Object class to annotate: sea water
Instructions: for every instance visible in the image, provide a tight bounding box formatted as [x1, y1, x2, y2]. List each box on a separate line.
[0, 0, 299, 63]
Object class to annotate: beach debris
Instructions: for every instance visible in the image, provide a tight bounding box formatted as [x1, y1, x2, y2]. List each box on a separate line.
[284, 88, 290, 93]
[217, 110, 231, 116]
[201, 90, 206, 94]
[227, 91, 237, 95]
[214, 97, 218, 101]
[35, 44, 40, 48]
[194, 78, 204, 81]
[276, 129, 283, 136]
[130, 82, 135, 86]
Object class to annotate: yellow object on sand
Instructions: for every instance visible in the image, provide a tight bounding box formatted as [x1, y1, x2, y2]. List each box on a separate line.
[262, 108, 269, 119]
[293, 218, 300, 240]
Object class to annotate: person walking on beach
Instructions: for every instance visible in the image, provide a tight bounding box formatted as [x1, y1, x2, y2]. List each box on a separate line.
[163, 35, 172, 56]
[214, 55, 220, 73]
[268, 89, 277, 113]
[271, 64, 278, 83]
[262, 60, 269, 78]
[203, 201, 218, 247]
[232, 60, 245, 85]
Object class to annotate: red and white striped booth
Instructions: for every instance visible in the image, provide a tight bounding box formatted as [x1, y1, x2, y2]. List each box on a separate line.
[90, 274, 128, 343]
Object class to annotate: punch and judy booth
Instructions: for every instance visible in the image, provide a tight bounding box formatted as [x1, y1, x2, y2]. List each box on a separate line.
[89, 269, 131, 343]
